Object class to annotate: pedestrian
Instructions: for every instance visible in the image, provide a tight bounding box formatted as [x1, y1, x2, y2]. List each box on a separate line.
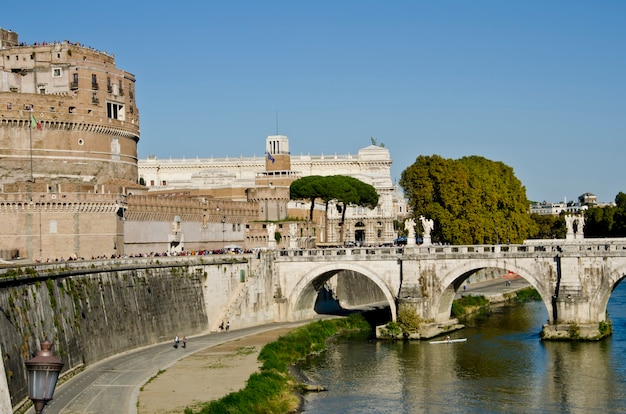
[219, 321, 224, 331]
[173, 334, 179, 349]
[182, 336, 187, 349]
[226, 321, 230, 332]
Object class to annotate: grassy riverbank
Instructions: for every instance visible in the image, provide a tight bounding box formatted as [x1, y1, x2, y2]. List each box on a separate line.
[185, 314, 371, 414]
[452, 286, 542, 318]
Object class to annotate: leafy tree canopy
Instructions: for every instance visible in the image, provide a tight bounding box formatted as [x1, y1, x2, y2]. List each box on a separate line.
[584, 192, 626, 237]
[399, 155, 536, 244]
[290, 175, 379, 243]
[289, 175, 379, 219]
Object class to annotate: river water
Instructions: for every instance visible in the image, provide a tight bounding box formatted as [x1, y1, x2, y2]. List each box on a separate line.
[300, 283, 626, 413]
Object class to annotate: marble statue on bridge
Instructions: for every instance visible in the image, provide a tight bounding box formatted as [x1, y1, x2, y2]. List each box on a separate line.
[404, 218, 416, 246]
[420, 215, 434, 246]
[267, 222, 277, 249]
[575, 215, 585, 240]
[289, 223, 298, 249]
[566, 214, 585, 241]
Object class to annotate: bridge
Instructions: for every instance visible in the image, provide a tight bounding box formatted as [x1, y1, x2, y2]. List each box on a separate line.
[269, 238, 626, 339]
[2, 239, 626, 411]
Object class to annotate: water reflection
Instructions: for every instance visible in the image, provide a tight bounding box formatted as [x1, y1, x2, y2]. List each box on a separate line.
[301, 285, 626, 413]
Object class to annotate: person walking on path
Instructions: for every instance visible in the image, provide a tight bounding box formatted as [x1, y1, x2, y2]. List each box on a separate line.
[182, 336, 187, 348]
[174, 334, 180, 349]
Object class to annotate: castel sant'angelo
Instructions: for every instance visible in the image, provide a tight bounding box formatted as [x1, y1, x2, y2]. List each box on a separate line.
[0, 28, 405, 262]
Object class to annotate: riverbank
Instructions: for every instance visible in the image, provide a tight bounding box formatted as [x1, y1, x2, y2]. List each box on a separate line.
[137, 316, 370, 413]
[137, 278, 530, 413]
[137, 328, 296, 414]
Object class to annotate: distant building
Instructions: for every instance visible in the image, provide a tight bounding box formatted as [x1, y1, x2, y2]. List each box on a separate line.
[138, 136, 400, 247]
[578, 192, 598, 206]
[530, 199, 588, 215]
[0, 28, 140, 185]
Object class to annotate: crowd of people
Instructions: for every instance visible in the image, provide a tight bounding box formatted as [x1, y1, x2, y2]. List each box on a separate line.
[29, 247, 256, 264]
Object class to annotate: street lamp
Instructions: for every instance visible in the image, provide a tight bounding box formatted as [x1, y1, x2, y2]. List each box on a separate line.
[25, 340, 64, 414]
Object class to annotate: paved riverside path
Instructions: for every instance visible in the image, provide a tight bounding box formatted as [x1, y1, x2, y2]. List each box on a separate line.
[33, 321, 311, 414]
[455, 274, 531, 299]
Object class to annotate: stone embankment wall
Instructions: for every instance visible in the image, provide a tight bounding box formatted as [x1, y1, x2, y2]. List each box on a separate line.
[0, 255, 274, 411]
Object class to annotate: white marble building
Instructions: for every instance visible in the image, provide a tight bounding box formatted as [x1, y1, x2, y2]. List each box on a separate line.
[138, 135, 407, 246]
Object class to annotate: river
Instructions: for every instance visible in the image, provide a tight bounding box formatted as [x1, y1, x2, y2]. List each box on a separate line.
[300, 283, 626, 413]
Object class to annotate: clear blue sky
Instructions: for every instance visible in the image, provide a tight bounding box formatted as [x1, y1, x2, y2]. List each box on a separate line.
[4, 1, 625, 203]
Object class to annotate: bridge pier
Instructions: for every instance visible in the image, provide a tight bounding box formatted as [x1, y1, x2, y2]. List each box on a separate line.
[397, 284, 464, 339]
[539, 250, 612, 341]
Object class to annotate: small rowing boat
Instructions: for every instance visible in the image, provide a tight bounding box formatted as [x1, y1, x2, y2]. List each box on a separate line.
[429, 338, 467, 344]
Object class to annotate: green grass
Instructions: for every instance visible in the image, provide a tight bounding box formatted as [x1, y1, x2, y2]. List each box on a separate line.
[451, 295, 489, 318]
[187, 314, 371, 414]
[514, 287, 542, 302]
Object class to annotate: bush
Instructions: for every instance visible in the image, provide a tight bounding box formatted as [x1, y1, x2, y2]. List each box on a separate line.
[379, 321, 402, 338]
[515, 287, 541, 302]
[397, 304, 422, 334]
[451, 295, 489, 318]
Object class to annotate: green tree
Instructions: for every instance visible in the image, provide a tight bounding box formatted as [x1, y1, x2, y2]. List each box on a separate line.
[529, 213, 565, 239]
[289, 176, 330, 221]
[584, 192, 626, 238]
[399, 155, 536, 244]
[290, 175, 379, 243]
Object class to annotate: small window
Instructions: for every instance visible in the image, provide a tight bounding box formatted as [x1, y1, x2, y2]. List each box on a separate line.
[52, 68, 61, 77]
[106, 101, 125, 121]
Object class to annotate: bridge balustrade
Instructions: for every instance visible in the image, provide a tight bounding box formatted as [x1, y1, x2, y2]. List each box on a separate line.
[277, 247, 405, 258]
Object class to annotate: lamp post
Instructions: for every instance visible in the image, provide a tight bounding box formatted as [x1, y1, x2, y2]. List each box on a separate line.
[25, 340, 64, 414]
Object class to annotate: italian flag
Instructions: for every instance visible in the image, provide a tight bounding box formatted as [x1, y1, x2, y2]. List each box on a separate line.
[30, 114, 42, 130]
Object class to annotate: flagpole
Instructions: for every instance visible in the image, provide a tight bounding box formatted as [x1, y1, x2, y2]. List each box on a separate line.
[29, 109, 34, 182]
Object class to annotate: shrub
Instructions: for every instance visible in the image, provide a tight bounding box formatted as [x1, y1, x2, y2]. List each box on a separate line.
[397, 304, 422, 334]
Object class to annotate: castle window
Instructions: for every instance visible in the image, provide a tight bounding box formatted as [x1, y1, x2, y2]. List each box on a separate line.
[106, 101, 125, 121]
[52, 68, 61, 77]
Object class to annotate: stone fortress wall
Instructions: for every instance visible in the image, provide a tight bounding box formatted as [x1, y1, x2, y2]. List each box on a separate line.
[0, 256, 273, 411]
[0, 30, 139, 185]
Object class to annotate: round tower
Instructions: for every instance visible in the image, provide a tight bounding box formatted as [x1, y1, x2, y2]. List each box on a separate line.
[0, 30, 140, 185]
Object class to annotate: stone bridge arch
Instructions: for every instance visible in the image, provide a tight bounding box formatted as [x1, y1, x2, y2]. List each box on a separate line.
[590, 263, 626, 323]
[286, 262, 398, 322]
[429, 259, 555, 323]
